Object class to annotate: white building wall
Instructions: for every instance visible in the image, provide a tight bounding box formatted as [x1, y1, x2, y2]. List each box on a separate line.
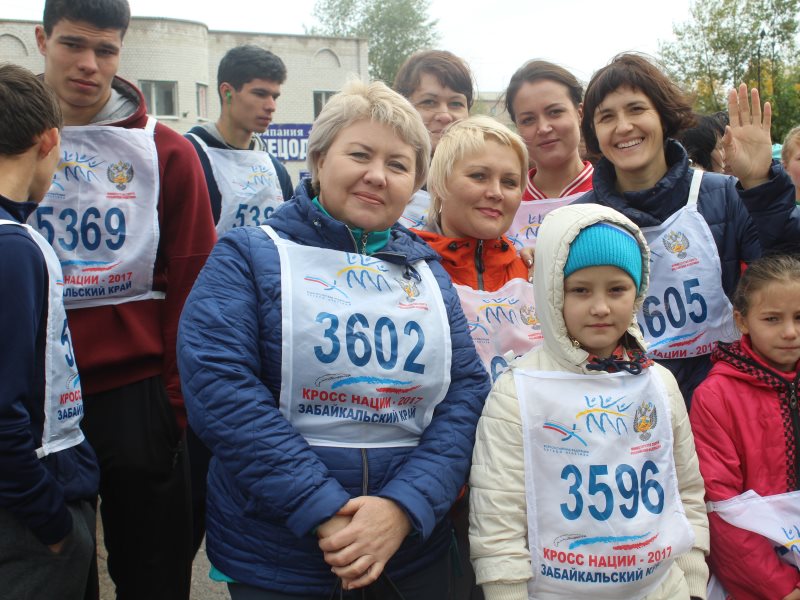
[122, 18, 210, 129]
[0, 17, 369, 183]
[0, 22, 44, 71]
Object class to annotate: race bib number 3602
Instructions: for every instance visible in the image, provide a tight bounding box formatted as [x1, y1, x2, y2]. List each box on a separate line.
[267, 227, 452, 448]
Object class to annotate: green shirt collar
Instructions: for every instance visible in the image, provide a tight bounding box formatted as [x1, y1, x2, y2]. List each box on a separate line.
[312, 196, 391, 254]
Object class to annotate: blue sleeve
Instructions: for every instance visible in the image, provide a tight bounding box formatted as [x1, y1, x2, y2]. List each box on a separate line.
[270, 156, 294, 201]
[377, 261, 491, 540]
[177, 229, 350, 538]
[738, 161, 800, 251]
[723, 179, 761, 296]
[0, 229, 71, 545]
[185, 133, 221, 224]
[698, 175, 760, 298]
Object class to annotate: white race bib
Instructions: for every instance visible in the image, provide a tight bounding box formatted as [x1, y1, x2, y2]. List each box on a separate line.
[454, 278, 542, 381]
[188, 133, 283, 235]
[398, 189, 430, 230]
[506, 195, 579, 251]
[0, 220, 85, 458]
[710, 489, 800, 569]
[516, 369, 695, 599]
[264, 226, 452, 448]
[706, 489, 800, 599]
[29, 118, 162, 308]
[638, 170, 738, 358]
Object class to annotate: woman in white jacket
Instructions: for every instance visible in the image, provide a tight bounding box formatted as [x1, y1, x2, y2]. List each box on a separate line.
[469, 203, 709, 600]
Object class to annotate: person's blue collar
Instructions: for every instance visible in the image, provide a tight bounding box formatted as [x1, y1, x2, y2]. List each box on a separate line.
[0, 195, 38, 223]
[312, 196, 391, 254]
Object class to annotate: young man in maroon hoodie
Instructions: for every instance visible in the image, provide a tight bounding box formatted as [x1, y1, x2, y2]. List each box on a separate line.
[32, 1, 216, 598]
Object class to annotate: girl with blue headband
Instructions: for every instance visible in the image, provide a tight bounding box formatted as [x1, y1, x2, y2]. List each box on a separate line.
[469, 203, 708, 600]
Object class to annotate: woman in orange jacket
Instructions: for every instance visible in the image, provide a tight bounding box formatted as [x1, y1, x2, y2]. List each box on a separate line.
[412, 114, 531, 600]
[413, 115, 534, 381]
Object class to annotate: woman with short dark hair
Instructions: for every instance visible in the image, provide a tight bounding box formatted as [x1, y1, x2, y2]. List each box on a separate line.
[575, 52, 799, 404]
[394, 49, 474, 152]
[393, 50, 475, 230]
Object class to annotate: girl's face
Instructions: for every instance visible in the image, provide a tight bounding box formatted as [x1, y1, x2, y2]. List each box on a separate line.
[562, 266, 637, 358]
[439, 139, 523, 240]
[734, 280, 800, 372]
[593, 86, 667, 189]
[512, 79, 582, 172]
[783, 141, 800, 198]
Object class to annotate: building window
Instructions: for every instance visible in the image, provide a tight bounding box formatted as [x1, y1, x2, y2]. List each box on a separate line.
[196, 83, 208, 120]
[313, 91, 336, 118]
[141, 80, 177, 117]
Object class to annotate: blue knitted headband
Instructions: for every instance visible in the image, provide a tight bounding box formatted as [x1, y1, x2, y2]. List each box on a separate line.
[564, 222, 643, 290]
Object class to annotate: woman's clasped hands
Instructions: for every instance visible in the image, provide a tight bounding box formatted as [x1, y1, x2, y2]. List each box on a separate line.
[317, 497, 412, 591]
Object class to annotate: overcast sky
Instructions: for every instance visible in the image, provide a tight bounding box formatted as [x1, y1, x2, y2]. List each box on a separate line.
[8, 0, 695, 91]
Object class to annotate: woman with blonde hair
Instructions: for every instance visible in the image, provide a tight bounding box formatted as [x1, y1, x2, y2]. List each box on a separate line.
[415, 115, 532, 379]
[178, 80, 490, 599]
[414, 115, 531, 600]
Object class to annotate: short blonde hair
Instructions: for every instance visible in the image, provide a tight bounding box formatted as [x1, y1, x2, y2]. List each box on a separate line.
[307, 79, 431, 192]
[782, 126, 800, 165]
[427, 115, 528, 221]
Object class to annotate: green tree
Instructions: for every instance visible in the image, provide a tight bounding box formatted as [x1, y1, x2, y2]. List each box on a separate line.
[659, 0, 800, 140]
[310, 0, 439, 84]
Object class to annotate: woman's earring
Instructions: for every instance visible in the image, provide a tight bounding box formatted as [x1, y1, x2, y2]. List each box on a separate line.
[569, 336, 581, 348]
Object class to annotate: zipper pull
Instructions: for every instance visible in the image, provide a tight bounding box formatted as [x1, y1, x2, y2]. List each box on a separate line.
[791, 383, 798, 410]
[475, 239, 485, 290]
[361, 232, 369, 255]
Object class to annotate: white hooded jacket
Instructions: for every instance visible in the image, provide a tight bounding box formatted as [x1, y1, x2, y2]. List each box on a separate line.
[468, 204, 709, 600]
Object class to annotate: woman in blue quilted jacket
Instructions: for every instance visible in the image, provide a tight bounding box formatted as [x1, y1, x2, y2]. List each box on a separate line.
[575, 52, 800, 406]
[177, 79, 490, 599]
